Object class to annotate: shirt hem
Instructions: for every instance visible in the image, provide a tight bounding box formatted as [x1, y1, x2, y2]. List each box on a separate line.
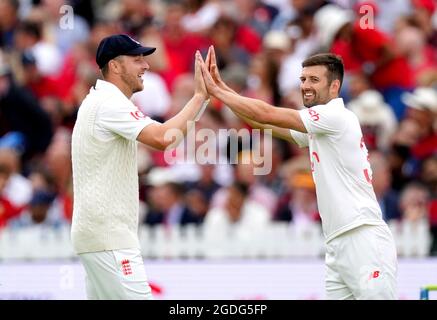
[325, 219, 386, 243]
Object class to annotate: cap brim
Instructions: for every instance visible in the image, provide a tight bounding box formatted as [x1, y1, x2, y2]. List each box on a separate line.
[126, 46, 156, 56]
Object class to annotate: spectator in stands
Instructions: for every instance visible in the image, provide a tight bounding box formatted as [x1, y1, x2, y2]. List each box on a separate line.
[244, 51, 281, 106]
[399, 182, 431, 223]
[421, 155, 437, 198]
[144, 182, 202, 226]
[39, 0, 90, 55]
[0, 0, 20, 50]
[420, 155, 437, 255]
[14, 20, 63, 77]
[388, 118, 422, 191]
[395, 25, 437, 87]
[0, 52, 53, 161]
[185, 188, 209, 223]
[185, 163, 221, 202]
[262, 29, 291, 68]
[181, 0, 223, 34]
[117, 0, 155, 37]
[232, 0, 279, 37]
[203, 181, 270, 243]
[401, 87, 437, 161]
[410, 0, 437, 46]
[275, 169, 320, 229]
[160, 0, 209, 89]
[314, 4, 414, 120]
[8, 189, 65, 229]
[211, 150, 278, 215]
[347, 90, 398, 152]
[258, 137, 290, 195]
[347, 71, 372, 100]
[0, 163, 23, 228]
[0, 147, 32, 208]
[369, 151, 401, 222]
[20, 50, 63, 100]
[207, 15, 253, 70]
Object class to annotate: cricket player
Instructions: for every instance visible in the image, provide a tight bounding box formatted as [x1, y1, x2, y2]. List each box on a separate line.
[71, 34, 209, 299]
[200, 46, 397, 300]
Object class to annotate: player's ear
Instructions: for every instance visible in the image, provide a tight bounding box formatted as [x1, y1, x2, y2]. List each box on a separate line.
[109, 59, 121, 75]
[330, 79, 341, 96]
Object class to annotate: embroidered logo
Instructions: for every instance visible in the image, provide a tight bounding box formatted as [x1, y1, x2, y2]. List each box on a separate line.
[121, 259, 132, 276]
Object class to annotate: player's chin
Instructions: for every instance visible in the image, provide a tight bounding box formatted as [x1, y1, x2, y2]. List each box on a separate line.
[303, 98, 315, 108]
[134, 83, 144, 93]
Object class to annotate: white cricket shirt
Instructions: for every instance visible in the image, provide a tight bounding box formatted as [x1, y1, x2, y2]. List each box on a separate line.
[71, 79, 157, 253]
[290, 98, 384, 242]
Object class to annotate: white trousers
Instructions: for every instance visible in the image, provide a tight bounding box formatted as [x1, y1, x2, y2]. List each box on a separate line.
[325, 224, 398, 300]
[79, 248, 153, 300]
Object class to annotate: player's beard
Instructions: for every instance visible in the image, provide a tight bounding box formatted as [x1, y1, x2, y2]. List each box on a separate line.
[302, 88, 330, 108]
[120, 66, 144, 94]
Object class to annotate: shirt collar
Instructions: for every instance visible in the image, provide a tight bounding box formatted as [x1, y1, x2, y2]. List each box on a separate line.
[94, 79, 131, 102]
[327, 97, 345, 108]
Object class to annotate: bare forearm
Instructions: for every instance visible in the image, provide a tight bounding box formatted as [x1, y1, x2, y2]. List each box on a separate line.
[233, 110, 296, 143]
[162, 94, 206, 135]
[215, 88, 305, 132]
[137, 94, 206, 150]
[215, 89, 270, 124]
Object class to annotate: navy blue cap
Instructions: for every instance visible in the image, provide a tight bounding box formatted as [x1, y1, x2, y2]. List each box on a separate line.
[96, 34, 156, 69]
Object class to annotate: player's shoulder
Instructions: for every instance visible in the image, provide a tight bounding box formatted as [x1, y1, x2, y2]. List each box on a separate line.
[308, 99, 345, 119]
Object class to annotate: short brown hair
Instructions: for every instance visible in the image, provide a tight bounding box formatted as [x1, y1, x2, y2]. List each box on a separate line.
[302, 53, 344, 89]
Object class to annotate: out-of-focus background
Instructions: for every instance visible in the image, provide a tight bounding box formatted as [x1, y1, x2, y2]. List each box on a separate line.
[0, 0, 436, 300]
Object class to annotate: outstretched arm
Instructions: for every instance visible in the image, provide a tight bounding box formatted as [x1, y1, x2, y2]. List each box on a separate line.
[200, 47, 307, 133]
[233, 110, 297, 143]
[137, 51, 209, 150]
[204, 46, 303, 143]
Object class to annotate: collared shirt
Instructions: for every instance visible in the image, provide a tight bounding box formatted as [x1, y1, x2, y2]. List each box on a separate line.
[290, 98, 384, 242]
[93, 79, 158, 141]
[71, 79, 157, 253]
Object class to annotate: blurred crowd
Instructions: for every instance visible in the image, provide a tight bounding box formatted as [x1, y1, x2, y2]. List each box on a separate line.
[0, 0, 436, 255]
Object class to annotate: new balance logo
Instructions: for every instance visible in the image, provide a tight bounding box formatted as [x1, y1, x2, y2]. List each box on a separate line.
[121, 259, 132, 276]
[368, 270, 380, 280]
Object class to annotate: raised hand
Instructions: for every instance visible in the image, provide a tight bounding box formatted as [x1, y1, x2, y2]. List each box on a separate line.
[198, 50, 221, 97]
[194, 50, 208, 100]
[207, 46, 237, 94]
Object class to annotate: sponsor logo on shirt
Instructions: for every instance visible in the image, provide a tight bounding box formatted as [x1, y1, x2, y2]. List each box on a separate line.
[308, 109, 320, 121]
[130, 110, 146, 120]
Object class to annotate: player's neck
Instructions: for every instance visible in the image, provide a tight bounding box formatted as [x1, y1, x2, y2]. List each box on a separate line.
[104, 76, 133, 99]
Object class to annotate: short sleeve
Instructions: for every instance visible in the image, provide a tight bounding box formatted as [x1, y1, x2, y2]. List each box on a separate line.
[289, 129, 309, 148]
[95, 98, 159, 141]
[298, 105, 346, 135]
